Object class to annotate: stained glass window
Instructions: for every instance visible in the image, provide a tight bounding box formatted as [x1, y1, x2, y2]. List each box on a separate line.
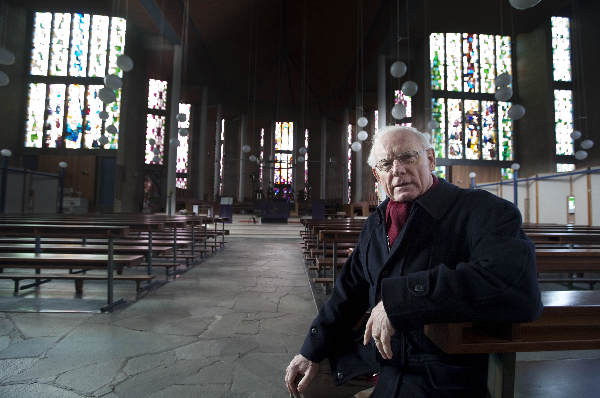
[551, 17, 574, 161]
[464, 100, 480, 159]
[394, 90, 412, 118]
[446, 33, 462, 92]
[556, 163, 575, 173]
[429, 32, 513, 161]
[481, 101, 497, 160]
[25, 83, 47, 148]
[176, 103, 191, 189]
[69, 13, 90, 77]
[498, 101, 513, 161]
[176, 178, 188, 189]
[25, 12, 127, 149]
[274, 122, 294, 198]
[347, 123, 352, 204]
[551, 17, 571, 82]
[65, 84, 86, 149]
[49, 13, 71, 76]
[501, 168, 514, 180]
[108, 17, 127, 77]
[145, 114, 166, 165]
[259, 128, 265, 190]
[431, 98, 446, 158]
[219, 119, 225, 196]
[88, 15, 109, 78]
[148, 79, 168, 110]
[83, 85, 104, 148]
[554, 89, 573, 155]
[463, 34, 479, 93]
[430, 33, 445, 91]
[434, 166, 447, 180]
[45, 84, 66, 148]
[304, 129, 309, 194]
[30, 12, 52, 76]
[374, 110, 379, 135]
[447, 99, 462, 159]
[479, 35, 495, 94]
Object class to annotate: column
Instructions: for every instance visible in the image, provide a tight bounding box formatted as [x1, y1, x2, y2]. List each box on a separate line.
[166, 44, 182, 215]
[320, 117, 327, 200]
[238, 114, 247, 202]
[378, 54, 387, 129]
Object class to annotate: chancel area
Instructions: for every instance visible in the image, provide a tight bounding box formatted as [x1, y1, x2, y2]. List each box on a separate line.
[0, 0, 599, 397]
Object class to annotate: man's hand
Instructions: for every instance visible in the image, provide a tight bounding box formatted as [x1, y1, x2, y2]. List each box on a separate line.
[363, 300, 395, 360]
[285, 354, 319, 396]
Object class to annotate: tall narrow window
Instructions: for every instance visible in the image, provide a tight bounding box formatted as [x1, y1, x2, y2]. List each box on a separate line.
[394, 90, 412, 127]
[551, 16, 575, 169]
[304, 129, 309, 196]
[273, 122, 293, 198]
[25, 12, 127, 149]
[374, 110, 379, 135]
[259, 128, 265, 190]
[429, 33, 513, 162]
[176, 103, 191, 189]
[347, 123, 352, 204]
[145, 79, 168, 165]
[219, 119, 225, 196]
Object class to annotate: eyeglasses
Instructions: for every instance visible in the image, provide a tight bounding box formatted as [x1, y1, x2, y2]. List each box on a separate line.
[375, 149, 427, 172]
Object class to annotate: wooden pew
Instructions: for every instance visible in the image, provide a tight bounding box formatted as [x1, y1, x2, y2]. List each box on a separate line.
[424, 290, 600, 398]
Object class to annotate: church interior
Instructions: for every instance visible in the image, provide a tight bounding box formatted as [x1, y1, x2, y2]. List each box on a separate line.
[0, 0, 599, 396]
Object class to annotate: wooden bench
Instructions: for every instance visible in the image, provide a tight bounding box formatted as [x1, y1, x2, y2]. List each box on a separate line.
[0, 272, 154, 294]
[424, 290, 600, 398]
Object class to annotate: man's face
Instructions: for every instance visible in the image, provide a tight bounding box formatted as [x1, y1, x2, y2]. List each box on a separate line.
[372, 131, 435, 202]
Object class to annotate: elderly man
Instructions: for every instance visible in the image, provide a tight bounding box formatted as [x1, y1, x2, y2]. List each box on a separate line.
[285, 126, 542, 397]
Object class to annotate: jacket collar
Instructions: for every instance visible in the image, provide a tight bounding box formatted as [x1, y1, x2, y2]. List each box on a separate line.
[375, 178, 461, 223]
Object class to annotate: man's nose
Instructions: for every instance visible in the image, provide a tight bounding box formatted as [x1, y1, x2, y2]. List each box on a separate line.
[390, 160, 407, 175]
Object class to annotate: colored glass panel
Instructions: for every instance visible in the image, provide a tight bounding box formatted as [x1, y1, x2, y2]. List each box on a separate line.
[65, 84, 85, 148]
[501, 168, 514, 180]
[145, 114, 166, 165]
[480, 34, 495, 94]
[434, 166, 447, 180]
[446, 33, 461, 91]
[49, 13, 71, 76]
[498, 101, 513, 161]
[447, 99, 462, 159]
[176, 178, 188, 189]
[462, 33, 479, 92]
[431, 98, 446, 159]
[25, 83, 47, 148]
[556, 163, 575, 173]
[108, 17, 127, 77]
[374, 110, 379, 135]
[495, 35, 511, 76]
[88, 15, 109, 77]
[45, 84, 66, 148]
[551, 16, 571, 82]
[274, 122, 294, 195]
[148, 79, 168, 110]
[259, 128, 264, 189]
[429, 33, 445, 91]
[83, 85, 104, 149]
[219, 119, 225, 196]
[177, 103, 191, 175]
[481, 100, 497, 160]
[394, 90, 412, 117]
[304, 129, 309, 192]
[554, 89, 574, 155]
[69, 13, 90, 77]
[104, 89, 121, 149]
[465, 100, 480, 159]
[30, 12, 52, 76]
[347, 123, 352, 204]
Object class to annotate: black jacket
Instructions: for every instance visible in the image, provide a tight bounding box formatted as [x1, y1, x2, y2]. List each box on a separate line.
[300, 179, 543, 395]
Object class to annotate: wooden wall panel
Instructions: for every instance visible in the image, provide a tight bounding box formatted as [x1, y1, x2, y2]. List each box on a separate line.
[37, 154, 97, 208]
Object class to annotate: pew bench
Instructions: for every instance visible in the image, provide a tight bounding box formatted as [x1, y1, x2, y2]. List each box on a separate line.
[0, 272, 154, 295]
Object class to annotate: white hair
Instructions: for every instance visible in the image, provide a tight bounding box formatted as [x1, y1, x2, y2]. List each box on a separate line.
[367, 125, 433, 168]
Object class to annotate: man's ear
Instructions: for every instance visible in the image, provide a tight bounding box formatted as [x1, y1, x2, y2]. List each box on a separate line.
[427, 148, 436, 171]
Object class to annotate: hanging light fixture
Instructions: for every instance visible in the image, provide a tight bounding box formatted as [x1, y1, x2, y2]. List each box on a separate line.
[494, 86, 513, 101]
[390, 61, 407, 78]
[104, 74, 123, 90]
[494, 72, 512, 87]
[507, 104, 526, 120]
[508, 0, 543, 10]
[0, 48, 14, 65]
[98, 135, 109, 146]
[401, 80, 418, 97]
[391, 103, 406, 120]
[249, 155, 257, 162]
[179, 128, 189, 137]
[570, 130, 582, 140]
[298, 147, 307, 155]
[176, 113, 187, 122]
[351, 141, 362, 152]
[0, 70, 8, 87]
[106, 124, 117, 134]
[574, 150, 588, 160]
[242, 144, 251, 153]
[98, 87, 116, 103]
[357, 116, 368, 128]
[357, 130, 368, 141]
[99, 111, 109, 120]
[149, 138, 156, 146]
[580, 139, 594, 150]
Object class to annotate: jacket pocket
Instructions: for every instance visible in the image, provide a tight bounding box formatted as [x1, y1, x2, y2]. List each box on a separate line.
[424, 361, 486, 391]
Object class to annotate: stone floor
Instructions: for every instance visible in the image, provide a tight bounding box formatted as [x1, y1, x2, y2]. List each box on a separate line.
[0, 236, 315, 397]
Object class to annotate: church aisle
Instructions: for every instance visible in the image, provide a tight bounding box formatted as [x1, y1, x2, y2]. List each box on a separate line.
[0, 237, 315, 398]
